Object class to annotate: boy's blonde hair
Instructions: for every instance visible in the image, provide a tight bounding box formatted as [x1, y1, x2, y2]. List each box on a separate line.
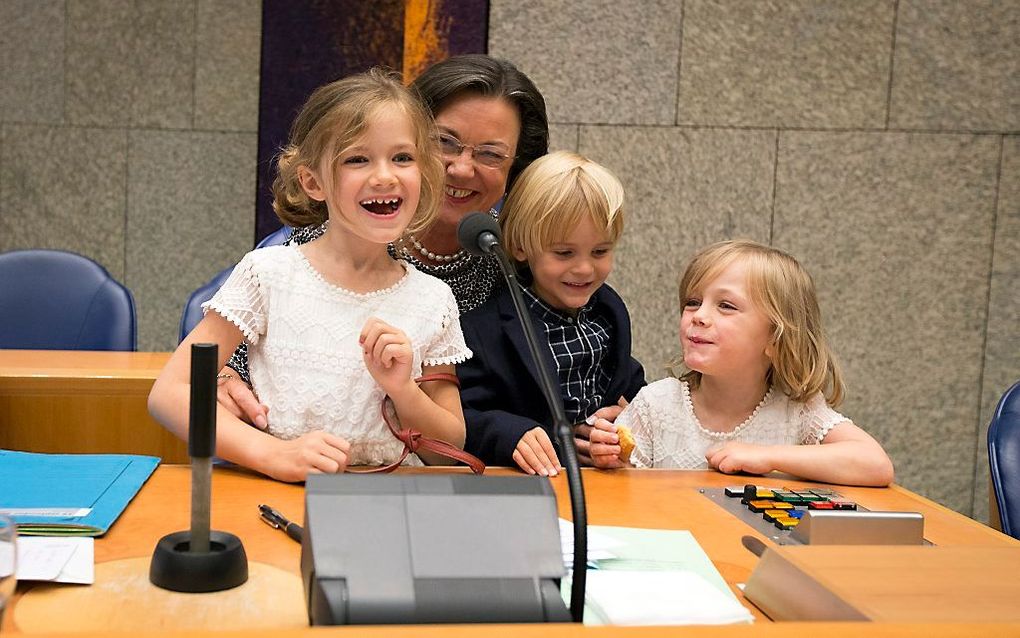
[501, 151, 624, 260]
[676, 240, 845, 407]
[272, 68, 443, 235]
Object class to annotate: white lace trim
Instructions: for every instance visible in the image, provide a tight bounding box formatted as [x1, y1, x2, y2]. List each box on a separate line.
[292, 244, 411, 299]
[682, 381, 774, 440]
[204, 301, 259, 343]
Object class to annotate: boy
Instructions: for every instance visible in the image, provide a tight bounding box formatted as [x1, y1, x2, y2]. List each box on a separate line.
[457, 151, 645, 475]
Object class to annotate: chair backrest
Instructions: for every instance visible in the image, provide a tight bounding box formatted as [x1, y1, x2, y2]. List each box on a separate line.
[256, 225, 292, 249]
[988, 380, 1020, 539]
[0, 249, 137, 351]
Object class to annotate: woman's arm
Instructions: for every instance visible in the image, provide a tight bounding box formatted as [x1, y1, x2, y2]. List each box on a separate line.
[148, 312, 349, 482]
[705, 421, 895, 486]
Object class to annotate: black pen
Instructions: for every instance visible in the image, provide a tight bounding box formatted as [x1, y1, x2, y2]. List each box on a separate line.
[258, 504, 303, 543]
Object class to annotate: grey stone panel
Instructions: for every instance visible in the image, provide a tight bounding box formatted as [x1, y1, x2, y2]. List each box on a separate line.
[0, 0, 65, 124]
[489, 0, 682, 125]
[0, 124, 127, 279]
[974, 136, 1020, 526]
[130, 2, 195, 129]
[66, 0, 194, 128]
[195, 0, 262, 132]
[548, 124, 579, 153]
[678, 0, 894, 128]
[774, 131, 1001, 515]
[66, 0, 136, 126]
[127, 130, 256, 352]
[890, 1, 1020, 132]
[579, 125, 775, 379]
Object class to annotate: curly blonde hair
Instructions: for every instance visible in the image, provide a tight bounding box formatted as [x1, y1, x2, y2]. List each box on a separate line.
[272, 68, 443, 235]
[500, 151, 624, 261]
[674, 240, 845, 407]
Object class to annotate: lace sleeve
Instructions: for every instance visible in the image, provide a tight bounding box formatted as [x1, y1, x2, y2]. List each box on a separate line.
[799, 392, 849, 444]
[202, 252, 268, 345]
[422, 286, 473, 367]
[619, 390, 655, 468]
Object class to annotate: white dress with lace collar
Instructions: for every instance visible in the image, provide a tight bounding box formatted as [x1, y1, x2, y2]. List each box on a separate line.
[204, 244, 472, 467]
[620, 378, 847, 469]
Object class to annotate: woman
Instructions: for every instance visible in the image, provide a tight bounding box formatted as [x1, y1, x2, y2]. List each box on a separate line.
[217, 54, 616, 465]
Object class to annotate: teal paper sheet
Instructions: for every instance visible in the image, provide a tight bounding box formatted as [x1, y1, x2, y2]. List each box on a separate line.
[0, 450, 160, 536]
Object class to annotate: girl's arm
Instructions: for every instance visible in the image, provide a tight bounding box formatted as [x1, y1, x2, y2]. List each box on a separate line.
[360, 319, 466, 465]
[148, 312, 350, 482]
[705, 421, 895, 486]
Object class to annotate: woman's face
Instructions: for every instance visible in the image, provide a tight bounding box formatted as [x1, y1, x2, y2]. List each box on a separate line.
[433, 94, 521, 227]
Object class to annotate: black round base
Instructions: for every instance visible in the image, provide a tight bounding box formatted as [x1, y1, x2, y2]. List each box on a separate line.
[149, 530, 248, 592]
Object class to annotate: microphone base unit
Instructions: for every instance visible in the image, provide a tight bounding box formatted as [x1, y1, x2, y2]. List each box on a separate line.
[149, 529, 248, 593]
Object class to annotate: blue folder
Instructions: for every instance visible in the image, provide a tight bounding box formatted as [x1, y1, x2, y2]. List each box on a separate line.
[0, 450, 159, 536]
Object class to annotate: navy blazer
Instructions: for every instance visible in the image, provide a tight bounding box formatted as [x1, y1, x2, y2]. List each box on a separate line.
[458, 283, 646, 466]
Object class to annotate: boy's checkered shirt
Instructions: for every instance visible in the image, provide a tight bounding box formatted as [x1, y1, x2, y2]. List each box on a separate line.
[521, 285, 614, 424]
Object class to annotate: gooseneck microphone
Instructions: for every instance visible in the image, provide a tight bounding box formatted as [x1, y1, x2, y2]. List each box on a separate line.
[458, 212, 588, 623]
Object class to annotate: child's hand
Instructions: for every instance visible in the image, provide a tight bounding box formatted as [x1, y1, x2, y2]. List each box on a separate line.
[575, 397, 629, 466]
[266, 431, 351, 482]
[360, 317, 415, 397]
[705, 441, 772, 475]
[583, 416, 626, 469]
[514, 427, 561, 477]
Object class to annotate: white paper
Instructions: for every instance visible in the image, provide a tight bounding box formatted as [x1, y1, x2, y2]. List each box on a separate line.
[16, 537, 94, 584]
[584, 570, 754, 625]
[0, 508, 91, 517]
[560, 518, 623, 566]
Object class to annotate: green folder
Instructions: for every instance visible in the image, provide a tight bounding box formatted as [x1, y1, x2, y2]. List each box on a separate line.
[0, 450, 160, 536]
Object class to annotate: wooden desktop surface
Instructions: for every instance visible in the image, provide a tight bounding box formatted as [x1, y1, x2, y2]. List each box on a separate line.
[0, 350, 186, 463]
[7, 465, 1020, 637]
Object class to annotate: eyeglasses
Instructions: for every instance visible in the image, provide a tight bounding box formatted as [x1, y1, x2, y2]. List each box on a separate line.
[437, 133, 514, 169]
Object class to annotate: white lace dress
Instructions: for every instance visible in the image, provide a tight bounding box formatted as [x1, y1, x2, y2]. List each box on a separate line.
[203, 245, 472, 466]
[620, 378, 847, 469]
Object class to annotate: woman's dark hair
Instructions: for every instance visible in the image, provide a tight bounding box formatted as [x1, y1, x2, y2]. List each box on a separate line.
[411, 54, 549, 191]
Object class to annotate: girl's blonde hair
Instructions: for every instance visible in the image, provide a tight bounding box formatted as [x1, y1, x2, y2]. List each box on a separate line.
[676, 240, 845, 407]
[272, 68, 443, 235]
[501, 151, 624, 260]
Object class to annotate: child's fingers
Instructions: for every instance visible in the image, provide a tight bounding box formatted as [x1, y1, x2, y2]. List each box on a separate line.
[512, 448, 541, 475]
[516, 430, 559, 476]
[589, 426, 619, 445]
[533, 429, 561, 476]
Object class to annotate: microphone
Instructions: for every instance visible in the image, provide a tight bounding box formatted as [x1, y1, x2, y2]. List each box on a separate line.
[456, 212, 501, 256]
[457, 212, 589, 623]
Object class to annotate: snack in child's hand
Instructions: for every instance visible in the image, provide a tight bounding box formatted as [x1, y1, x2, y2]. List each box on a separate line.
[617, 424, 635, 462]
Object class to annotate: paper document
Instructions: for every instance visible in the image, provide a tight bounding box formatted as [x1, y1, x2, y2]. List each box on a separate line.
[585, 570, 753, 625]
[16, 537, 94, 584]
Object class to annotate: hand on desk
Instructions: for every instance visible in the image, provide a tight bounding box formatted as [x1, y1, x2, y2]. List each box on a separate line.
[705, 441, 770, 475]
[514, 427, 562, 477]
[266, 431, 351, 482]
[217, 367, 270, 431]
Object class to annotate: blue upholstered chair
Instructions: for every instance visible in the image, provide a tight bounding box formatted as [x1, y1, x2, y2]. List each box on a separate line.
[177, 226, 293, 342]
[988, 380, 1020, 539]
[0, 249, 137, 351]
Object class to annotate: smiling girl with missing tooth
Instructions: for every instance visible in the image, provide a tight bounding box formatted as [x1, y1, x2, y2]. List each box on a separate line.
[149, 69, 473, 483]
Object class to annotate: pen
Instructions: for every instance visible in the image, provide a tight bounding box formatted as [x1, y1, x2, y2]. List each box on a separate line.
[258, 504, 303, 543]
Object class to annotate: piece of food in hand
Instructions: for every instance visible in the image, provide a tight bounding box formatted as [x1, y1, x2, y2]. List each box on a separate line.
[617, 424, 635, 461]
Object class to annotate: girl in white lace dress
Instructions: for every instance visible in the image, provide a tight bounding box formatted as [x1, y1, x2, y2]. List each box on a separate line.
[149, 70, 472, 482]
[591, 240, 893, 486]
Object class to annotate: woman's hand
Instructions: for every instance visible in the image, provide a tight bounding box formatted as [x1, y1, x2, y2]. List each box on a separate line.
[264, 431, 351, 483]
[513, 427, 561, 477]
[360, 318, 415, 397]
[216, 368, 270, 430]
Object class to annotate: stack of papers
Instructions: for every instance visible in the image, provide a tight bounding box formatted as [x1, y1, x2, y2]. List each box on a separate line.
[16, 537, 94, 584]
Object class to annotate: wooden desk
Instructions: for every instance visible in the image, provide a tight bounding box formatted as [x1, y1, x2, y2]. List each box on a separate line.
[8, 466, 1020, 636]
[0, 350, 186, 463]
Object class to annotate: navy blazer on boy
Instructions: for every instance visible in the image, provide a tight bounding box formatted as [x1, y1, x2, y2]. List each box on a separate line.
[458, 282, 646, 467]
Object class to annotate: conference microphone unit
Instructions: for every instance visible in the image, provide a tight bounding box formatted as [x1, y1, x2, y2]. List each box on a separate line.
[457, 212, 589, 623]
[150, 343, 248, 593]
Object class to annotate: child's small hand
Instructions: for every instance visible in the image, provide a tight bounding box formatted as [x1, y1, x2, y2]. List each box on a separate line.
[574, 396, 629, 466]
[705, 441, 772, 476]
[514, 427, 562, 477]
[267, 431, 351, 482]
[583, 415, 626, 469]
[360, 317, 415, 396]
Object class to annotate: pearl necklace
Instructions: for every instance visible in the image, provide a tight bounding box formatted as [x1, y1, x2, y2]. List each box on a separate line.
[408, 234, 466, 264]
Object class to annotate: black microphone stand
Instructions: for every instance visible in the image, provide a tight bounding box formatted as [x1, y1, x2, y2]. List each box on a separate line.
[469, 220, 588, 623]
